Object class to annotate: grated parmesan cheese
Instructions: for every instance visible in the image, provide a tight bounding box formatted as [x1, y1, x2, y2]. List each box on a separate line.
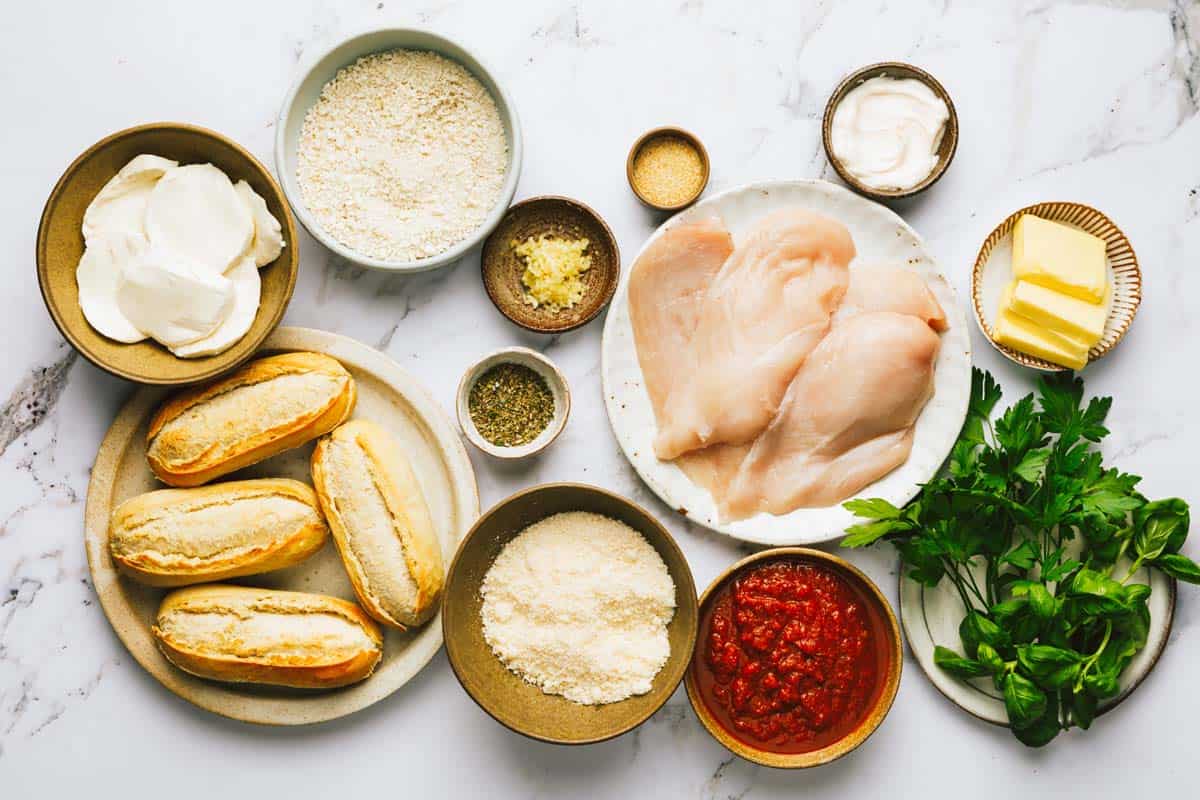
[296, 49, 508, 262]
[513, 235, 592, 311]
[480, 511, 676, 706]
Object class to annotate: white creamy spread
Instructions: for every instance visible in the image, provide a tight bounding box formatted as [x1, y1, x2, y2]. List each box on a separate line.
[830, 76, 949, 191]
[75, 155, 284, 357]
[115, 246, 234, 347]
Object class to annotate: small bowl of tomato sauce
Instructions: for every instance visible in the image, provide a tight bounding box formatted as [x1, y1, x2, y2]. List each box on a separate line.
[686, 548, 902, 768]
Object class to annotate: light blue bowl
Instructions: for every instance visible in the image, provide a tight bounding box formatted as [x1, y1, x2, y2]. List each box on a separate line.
[275, 28, 523, 273]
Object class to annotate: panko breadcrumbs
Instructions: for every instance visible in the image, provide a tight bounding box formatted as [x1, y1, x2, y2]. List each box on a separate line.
[296, 49, 508, 262]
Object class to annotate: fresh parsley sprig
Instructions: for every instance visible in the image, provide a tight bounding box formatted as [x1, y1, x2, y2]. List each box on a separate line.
[843, 368, 1195, 747]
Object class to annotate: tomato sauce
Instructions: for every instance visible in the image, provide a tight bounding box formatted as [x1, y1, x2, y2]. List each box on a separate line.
[691, 559, 890, 754]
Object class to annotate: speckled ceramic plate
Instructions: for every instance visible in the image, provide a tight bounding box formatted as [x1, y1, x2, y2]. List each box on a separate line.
[600, 179, 971, 545]
[84, 327, 479, 725]
[899, 560, 1174, 726]
[972, 202, 1141, 372]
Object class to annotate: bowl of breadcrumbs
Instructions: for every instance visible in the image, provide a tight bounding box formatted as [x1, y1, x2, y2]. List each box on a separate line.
[276, 28, 523, 273]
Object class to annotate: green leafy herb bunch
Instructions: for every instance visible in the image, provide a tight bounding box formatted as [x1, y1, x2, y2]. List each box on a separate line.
[842, 368, 1195, 746]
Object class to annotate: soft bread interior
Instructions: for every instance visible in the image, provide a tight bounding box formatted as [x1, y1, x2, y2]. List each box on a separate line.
[148, 372, 345, 468]
[111, 486, 320, 569]
[321, 436, 422, 624]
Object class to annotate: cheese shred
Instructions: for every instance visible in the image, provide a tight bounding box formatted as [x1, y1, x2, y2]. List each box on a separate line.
[480, 512, 676, 706]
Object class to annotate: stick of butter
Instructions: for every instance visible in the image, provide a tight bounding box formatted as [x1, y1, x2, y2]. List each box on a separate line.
[1006, 280, 1109, 347]
[993, 307, 1090, 370]
[1012, 215, 1107, 303]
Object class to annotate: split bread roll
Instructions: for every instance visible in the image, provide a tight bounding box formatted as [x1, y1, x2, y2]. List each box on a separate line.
[311, 420, 445, 630]
[146, 352, 356, 487]
[153, 585, 383, 689]
[109, 478, 329, 587]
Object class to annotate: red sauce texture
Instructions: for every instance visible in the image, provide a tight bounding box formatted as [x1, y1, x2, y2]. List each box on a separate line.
[693, 560, 888, 753]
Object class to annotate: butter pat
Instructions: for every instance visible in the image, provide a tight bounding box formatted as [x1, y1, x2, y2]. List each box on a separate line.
[994, 308, 1089, 370]
[1008, 279, 1108, 347]
[1012, 215, 1107, 303]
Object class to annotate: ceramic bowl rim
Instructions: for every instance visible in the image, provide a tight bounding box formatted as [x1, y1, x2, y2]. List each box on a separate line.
[36, 121, 299, 386]
[273, 26, 523, 273]
[625, 126, 711, 212]
[442, 481, 699, 745]
[684, 547, 903, 768]
[821, 61, 958, 201]
[480, 194, 620, 333]
[455, 346, 571, 459]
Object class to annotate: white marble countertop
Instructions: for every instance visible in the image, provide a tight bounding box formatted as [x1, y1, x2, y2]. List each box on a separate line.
[3, 0, 1199, 795]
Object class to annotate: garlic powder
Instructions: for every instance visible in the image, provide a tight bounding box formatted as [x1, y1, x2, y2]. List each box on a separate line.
[296, 49, 508, 262]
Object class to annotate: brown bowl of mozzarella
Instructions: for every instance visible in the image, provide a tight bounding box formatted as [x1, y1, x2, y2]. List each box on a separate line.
[37, 122, 298, 385]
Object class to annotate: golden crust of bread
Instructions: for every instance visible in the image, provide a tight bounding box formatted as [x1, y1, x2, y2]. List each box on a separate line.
[109, 478, 329, 587]
[146, 352, 357, 487]
[311, 420, 445, 630]
[153, 584, 383, 689]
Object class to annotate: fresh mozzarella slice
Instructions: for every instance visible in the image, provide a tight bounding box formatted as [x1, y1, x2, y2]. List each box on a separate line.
[233, 180, 285, 267]
[76, 232, 149, 343]
[116, 247, 234, 347]
[81, 154, 178, 243]
[144, 164, 254, 273]
[171, 257, 261, 358]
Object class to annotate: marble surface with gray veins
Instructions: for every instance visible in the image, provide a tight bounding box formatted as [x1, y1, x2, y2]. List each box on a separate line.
[3, 0, 1199, 796]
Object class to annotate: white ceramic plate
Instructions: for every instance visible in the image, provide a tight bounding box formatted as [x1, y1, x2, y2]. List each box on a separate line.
[274, 27, 523, 273]
[900, 561, 1175, 725]
[84, 327, 479, 725]
[600, 179, 971, 545]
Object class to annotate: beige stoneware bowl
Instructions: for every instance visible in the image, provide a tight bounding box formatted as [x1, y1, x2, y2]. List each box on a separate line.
[455, 346, 571, 460]
[37, 122, 299, 386]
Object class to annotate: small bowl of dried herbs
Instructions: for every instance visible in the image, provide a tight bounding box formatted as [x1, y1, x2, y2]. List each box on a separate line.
[456, 347, 571, 460]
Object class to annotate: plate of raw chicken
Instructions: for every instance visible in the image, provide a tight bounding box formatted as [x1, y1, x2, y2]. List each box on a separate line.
[601, 180, 971, 544]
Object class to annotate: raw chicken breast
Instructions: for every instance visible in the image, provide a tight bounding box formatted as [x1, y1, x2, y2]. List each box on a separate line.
[652, 209, 855, 460]
[629, 215, 734, 417]
[721, 311, 941, 518]
[837, 264, 948, 330]
[628, 215, 748, 500]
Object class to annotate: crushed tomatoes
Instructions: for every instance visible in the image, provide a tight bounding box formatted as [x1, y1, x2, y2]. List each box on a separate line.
[692, 559, 888, 753]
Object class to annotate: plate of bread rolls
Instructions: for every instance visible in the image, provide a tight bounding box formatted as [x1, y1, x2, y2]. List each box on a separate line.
[84, 326, 479, 724]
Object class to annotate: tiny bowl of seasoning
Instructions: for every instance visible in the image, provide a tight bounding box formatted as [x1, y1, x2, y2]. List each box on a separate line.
[686, 547, 902, 769]
[627, 127, 710, 212]
[482, 196, 620, 334]
[822, 62, 958, 201]
[456, 346, 570, 460]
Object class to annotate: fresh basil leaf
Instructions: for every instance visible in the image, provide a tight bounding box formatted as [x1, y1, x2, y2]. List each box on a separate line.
[1154, 554, 1200, 584]
[1071, 690, 1097, 730]
[1012, 690, 1061, 748]
[1123, 583, 1151, 606]
[1133, 498, 1190, 560]
[1083, 668, 1121, 698]
[1016, 645, 1080, 688]
[1003, 672, 1048, 730]
[959, 612, 1010, 659]
[1069, 569, 1126, 601]
[1027, 584, 1057, 620]
[976, 642, 1005, 674]
[933, 646, 991, 680]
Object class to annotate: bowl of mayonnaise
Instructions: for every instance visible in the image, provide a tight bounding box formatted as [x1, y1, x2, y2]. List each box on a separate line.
[822, 62, 958, 201]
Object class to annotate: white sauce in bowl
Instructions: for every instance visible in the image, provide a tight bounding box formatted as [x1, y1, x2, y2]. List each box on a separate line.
[830, 76, 949, 191]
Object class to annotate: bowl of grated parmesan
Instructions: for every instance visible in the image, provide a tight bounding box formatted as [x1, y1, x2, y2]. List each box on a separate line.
[442, 483, 698, 745]
[275, 28, 522, 273]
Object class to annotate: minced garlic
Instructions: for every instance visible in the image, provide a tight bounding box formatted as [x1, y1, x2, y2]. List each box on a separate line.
[513, 234, 592, 312]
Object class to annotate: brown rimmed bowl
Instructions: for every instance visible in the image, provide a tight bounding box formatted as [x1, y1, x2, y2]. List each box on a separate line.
[626, 126, 711, 212]
[481, 196, 620, 333]
[442, 483, 698, 745]
[685, 547, 902, 768]
[37, 122, 299, 386]
[972, 201, 1141, 372]
[822, 62, 958, 201]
